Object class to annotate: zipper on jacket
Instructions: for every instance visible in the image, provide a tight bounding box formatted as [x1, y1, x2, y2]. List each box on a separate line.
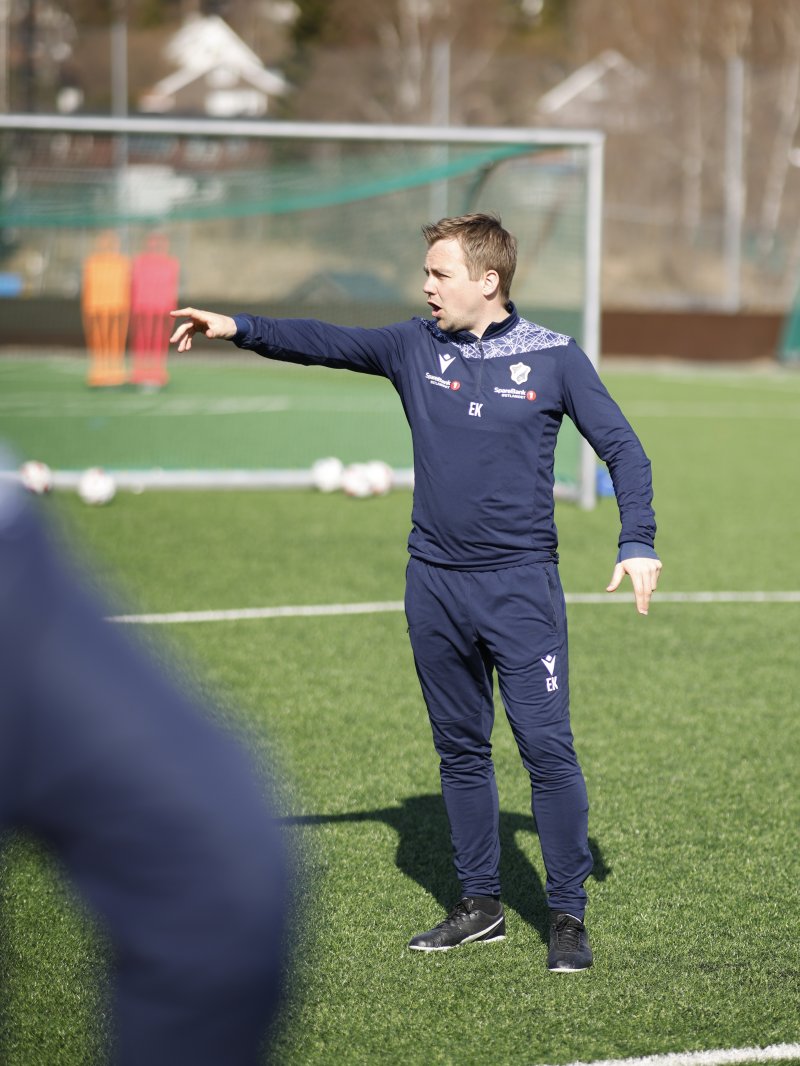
[475, 341, 485, 397]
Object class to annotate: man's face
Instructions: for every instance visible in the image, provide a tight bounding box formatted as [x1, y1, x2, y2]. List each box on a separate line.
[423, 238, 488, 335]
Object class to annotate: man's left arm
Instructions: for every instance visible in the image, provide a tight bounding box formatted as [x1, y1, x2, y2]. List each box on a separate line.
[559, 343, 662, 615]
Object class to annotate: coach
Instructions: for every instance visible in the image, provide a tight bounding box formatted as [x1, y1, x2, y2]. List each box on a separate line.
[170, 212, 661, 972]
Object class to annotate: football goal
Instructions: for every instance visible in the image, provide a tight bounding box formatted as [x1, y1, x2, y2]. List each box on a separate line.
[0, 114, 604, 506]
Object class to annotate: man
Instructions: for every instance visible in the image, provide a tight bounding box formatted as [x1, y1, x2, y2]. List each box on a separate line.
[170, 213, 661, 972]
[0, 462, 288, 1063]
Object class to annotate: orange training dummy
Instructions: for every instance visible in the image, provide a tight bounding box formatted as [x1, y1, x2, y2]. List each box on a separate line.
[82, 230, 131, 387]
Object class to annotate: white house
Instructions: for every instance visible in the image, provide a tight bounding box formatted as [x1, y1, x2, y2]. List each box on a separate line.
[139, 15, 289, 118]
[536, 50, 648, 131]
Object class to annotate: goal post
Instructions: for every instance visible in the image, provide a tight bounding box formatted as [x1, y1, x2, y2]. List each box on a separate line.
[0, 114, 604, 506]
[778, 278, 800, 365]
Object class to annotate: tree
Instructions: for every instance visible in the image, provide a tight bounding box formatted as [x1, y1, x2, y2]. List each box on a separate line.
[285, 0, 571, 124]
[756, 3, 800, 257]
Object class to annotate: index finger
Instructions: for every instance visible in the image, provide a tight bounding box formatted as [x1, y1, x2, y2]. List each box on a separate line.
[630, 570, 651, 615]
[633, 560, 662, 615]
[636, 583, 652, 615]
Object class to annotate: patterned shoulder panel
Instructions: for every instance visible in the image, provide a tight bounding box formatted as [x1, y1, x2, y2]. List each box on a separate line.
[420, 316, 571, 359]
[481, 319, 572, 359]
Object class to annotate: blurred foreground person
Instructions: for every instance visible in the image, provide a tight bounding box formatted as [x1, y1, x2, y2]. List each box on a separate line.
[0, 469, 288, 1066]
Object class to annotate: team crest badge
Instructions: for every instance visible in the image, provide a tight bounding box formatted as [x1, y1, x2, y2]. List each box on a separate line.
[510, 362, 531, 385]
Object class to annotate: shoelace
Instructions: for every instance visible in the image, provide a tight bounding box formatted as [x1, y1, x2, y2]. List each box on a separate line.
[439, 899, 473, 927]
[553, 915, 583, 951]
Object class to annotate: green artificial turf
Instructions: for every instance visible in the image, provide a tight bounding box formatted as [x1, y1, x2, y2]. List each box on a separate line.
[1, 361, 799, 1064]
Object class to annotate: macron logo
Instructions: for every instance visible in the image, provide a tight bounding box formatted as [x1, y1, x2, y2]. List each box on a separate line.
[439, 353, 456, 375]
[541, 654, 559, 692]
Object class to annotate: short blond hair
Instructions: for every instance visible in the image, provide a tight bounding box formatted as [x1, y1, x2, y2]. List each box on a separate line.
[421, 213, 517, 303]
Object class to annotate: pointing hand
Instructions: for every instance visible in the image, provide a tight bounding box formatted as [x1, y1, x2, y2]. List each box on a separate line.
[169, 308, 238, 352]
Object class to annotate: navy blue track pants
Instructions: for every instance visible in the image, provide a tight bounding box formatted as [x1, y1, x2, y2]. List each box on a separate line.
[405, 557, 593, 918]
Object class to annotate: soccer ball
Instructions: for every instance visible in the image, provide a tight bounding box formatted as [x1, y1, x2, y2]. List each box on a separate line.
[340, 462, 373, 499]
[78, 467, 116, 506]
[19, 460, 53, 495]
[311, 456, 344, 493]
[364, 460, 394, 496]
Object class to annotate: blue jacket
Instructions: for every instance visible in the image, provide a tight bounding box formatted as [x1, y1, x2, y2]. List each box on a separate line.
[232, 305, 656, 571]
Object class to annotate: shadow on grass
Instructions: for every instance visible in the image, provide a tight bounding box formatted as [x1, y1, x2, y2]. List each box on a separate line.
[281, 795, 610, 943]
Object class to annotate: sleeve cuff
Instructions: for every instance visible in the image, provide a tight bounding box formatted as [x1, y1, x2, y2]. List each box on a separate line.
[232, 313, 252, 346]
[617, 541, 660, 563]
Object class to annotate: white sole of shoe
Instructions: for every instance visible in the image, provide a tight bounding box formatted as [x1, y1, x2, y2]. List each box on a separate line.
[409, 933, 506, 952]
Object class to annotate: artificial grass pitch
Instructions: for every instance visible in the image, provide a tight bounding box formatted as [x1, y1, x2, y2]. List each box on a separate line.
[1, 363, 799, 1064]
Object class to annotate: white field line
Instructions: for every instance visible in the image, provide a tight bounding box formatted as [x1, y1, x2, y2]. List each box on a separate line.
[538, 1043, 800, 1066]
[567, 591, 800, 604]
[625, 403, 800, 419]
[108, 600, 406, 625]
[108, 591, 800, 624]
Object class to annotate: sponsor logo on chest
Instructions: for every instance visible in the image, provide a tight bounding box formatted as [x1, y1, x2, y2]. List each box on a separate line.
[425, 371, 461, 391]
[424, 356, 538, 407]
[425, 350, 460, 391]
[495, 362, 536, 402]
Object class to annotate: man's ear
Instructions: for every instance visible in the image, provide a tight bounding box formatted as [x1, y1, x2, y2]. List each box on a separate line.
[482, 269, 500, 298]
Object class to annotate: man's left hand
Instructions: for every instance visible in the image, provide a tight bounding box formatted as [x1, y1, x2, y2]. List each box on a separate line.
[606, 557, 663, 615]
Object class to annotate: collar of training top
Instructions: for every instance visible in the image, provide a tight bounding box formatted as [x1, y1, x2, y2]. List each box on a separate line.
[447, 302, 519, 345]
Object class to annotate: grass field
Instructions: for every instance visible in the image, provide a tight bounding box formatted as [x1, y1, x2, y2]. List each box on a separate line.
[1, 354, 799, 1065]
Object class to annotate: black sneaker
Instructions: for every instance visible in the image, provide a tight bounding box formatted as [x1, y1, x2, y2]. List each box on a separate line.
[408, 897, 506, 952]
[547, 911, 593, 972]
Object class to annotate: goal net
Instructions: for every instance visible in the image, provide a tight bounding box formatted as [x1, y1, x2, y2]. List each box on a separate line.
[0, 117, 604, 505]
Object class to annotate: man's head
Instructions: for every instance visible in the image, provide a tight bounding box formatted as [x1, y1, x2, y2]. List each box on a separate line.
[421, 213, 517, 336]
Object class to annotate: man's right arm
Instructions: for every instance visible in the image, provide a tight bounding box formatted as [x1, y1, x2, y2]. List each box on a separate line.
[170, 308, 402, 381]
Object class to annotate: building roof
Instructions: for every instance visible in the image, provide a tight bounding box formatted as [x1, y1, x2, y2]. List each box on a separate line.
[139, 14, 288, 116]
[537, 49, 645, 116]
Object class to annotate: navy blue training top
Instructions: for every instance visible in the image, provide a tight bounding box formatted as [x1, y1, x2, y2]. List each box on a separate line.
[232, 305, 656, 571]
